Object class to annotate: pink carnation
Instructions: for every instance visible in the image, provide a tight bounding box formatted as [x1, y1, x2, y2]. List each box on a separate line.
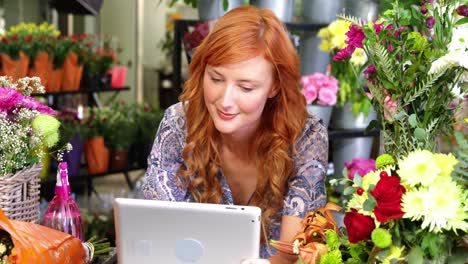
[318, 88, 337, 106]
[383, 95, 398, 121]
[20, 96, 57, 116]
[344, 158, 376, 180]
[301, 73, 339, 105]
[345, 24, 365, 48]
[333, 45, 356, 61]
[0, 87, 22, 112]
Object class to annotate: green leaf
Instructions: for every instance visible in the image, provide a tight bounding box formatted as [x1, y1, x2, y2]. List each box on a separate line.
[363, 196, 377, 211]
[414, 128, 426, 141]
[354, 174, 363, 187]
[365, 119, 381, 134]
[408, 114, 418, 128]
[455, 17, 468, 27]
[223, 0, 228, 11]
[394, 111, 406, 121]
[368, 184, 376, 191]
[406, 247, 424, 264]
[344, 186, 356, 196]
[421, 233, 446, 258]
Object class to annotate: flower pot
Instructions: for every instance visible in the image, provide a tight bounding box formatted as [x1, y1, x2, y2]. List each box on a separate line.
[344, 0, 378, 22]
[63, 133, 84, 177]
[197, 0, 244, 21]
[306, 105, 333, 128]
[46, 68, 63, 93]
[299, 0, 344, 75]
[28, 51, 53, 87]
[62, 52, 83, 91]
[0, 52, 30, 81]
[330, 102, 376, 130]
[109, 149, 129, 171]
[84, 136, 109, 175]
[250, 0, 295, 22]
[111, 66, 127, 88]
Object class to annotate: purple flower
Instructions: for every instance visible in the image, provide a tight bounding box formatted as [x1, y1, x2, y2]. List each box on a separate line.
[344, 158, 376, 180]
[426, 16, 435, 29]
[345, 24, 366, 48]
[364, 65, 376, 77]
[456, 5, 468, 17]
[387, 43, 394, 53]
[333, 45, 356, 61]
[425, 0, 434, 3]
[0, 87, 22, 112]
[420, 3, 428, 14]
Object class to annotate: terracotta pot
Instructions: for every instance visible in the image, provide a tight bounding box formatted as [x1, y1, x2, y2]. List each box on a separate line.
[109, 149, 129, 171]
[62, 52, 83, 91]
[84, 136, 109, 175]
[46, 68, 63, 93]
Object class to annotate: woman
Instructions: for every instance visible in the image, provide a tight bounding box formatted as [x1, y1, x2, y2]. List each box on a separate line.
[142, 6, 328, 263]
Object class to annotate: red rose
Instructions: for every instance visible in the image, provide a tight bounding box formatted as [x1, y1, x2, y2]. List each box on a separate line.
[344, 209, 375, 243]
[370, 176, 406, 222]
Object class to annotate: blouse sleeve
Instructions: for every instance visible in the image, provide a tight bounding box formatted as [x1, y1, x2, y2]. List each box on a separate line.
[283, 118, 328, 218]
[141, 107, 187, 201]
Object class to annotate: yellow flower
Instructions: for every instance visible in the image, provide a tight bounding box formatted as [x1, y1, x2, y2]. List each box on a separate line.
[361, 169, 381, 190]
[402, 187, 427, 221]
[434, 153, 458, 177]
[379, 246, 405, 264]
[318, 20, 351, 52]
[397, 149, 440, 187]
[350, 48, 367, 66]
[32, 114, 61, 148]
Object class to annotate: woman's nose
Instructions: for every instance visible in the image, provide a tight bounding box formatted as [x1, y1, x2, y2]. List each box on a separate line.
[220, 83, 236, 108]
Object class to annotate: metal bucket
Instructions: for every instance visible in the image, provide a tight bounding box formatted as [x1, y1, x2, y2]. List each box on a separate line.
[306, 105, 333, 128]
[330, 102, 376, 130]
[197, 0, 244, 21]
[301, 0, 344, 24]
[344, 0, 378, 22]
[250, 0, 295, 22]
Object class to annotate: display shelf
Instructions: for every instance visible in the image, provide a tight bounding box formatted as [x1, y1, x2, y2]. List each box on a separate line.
[32, 86, 130, 97]
[328, 129, 380, 139]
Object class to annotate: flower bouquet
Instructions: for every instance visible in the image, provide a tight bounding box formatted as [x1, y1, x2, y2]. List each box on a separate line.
[333, 0, 468, 159]
[318, 19, 372, 118]
[0, 76, 69, 222]
[272, 149, 467, 263]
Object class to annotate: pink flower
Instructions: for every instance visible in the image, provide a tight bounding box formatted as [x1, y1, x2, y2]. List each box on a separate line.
[20, 96, 57, 116]
[345, 25, 365, 48]
[345, 158, 376, 180]
[364, 65, 376, 77]
[374, 21, 384, 35]
[383, 95, 398, 121]
[301, 73, 339, 105]
[317, 89, 337, 106]
[333, 45, 356, 61]
[0, 87, 22, 112]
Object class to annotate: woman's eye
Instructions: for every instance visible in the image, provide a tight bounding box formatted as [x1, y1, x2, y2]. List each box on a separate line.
[241, 86, 253, 92]
[211, 77, 222, 83]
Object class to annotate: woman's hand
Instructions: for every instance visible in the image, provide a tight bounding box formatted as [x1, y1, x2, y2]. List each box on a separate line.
[241, 259, 271, 264]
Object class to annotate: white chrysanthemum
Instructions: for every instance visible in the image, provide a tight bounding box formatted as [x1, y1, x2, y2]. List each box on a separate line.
[448, 24, 468, 52]
[402, 187, 428, 221]
[397, 150, 440, 187]
[420, 178, 465, 233]
[429, 50, 468, 74]
[434, 153, 458, 177]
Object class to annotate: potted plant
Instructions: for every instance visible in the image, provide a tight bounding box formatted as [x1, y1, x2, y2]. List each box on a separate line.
[48, 36, 72, 92]
[57, 108, 84, 177]
[105, 102, 137, 171]
[130, 103, 164, 168]
[167, 0, 243, 21]
[81, 106, 110, 175]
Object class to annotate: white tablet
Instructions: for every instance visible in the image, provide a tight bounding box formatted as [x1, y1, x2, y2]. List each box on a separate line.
[113, 198, 262, 264]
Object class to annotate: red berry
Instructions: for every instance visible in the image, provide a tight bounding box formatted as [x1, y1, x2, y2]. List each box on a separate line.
[380, 171, 388, 178]
[357, 187, 364, 196]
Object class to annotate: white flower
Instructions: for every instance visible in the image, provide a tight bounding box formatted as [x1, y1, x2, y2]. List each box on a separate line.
[448, 24, 468, 52]
[397, 150, 440, 187]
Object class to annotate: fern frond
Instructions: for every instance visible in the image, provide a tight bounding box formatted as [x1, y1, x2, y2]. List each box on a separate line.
[373, 43, 397, 83]
[403, 69, 446, 106]
[426, 118, 439, 133]
[337, 13, 362, 25]
[367, 81, 386, 106]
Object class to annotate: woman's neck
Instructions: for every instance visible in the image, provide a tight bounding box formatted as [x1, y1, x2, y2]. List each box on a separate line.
[221, 132, 254, 159]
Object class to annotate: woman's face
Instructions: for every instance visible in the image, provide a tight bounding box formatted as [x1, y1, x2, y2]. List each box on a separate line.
[203, 55, 276, 139]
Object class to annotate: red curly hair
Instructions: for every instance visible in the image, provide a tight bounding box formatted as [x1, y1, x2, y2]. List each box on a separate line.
[179, 6, 307, 240]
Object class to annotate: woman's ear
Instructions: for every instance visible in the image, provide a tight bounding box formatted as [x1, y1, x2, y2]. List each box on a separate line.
[267, 85, 279, 98]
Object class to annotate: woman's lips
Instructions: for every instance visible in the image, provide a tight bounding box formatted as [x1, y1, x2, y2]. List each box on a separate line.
[217, 110, 237, 120]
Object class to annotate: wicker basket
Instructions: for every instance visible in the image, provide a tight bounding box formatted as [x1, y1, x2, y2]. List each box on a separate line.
[0, 163, 42, 223]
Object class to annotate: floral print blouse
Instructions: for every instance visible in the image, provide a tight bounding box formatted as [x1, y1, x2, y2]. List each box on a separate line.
[141, 102, 328, 258]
